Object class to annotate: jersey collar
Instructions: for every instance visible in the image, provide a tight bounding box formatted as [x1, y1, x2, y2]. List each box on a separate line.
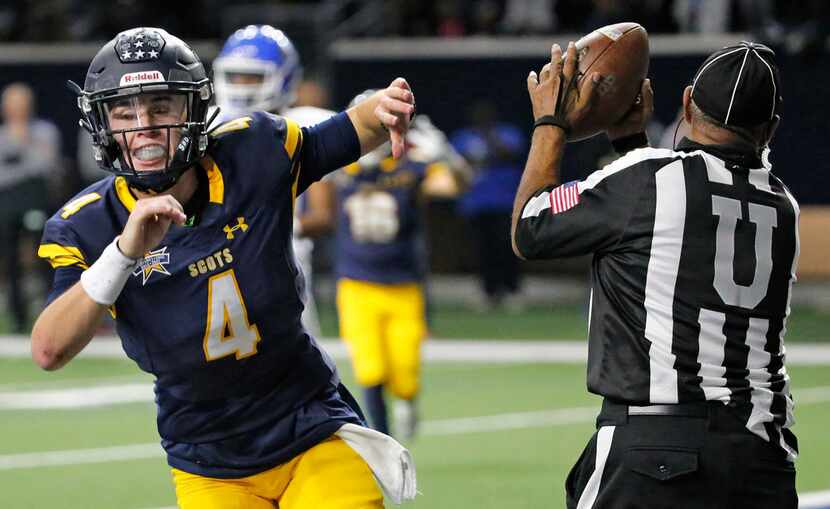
[114, 158, 225, 213]
[675, 137, 763, 169]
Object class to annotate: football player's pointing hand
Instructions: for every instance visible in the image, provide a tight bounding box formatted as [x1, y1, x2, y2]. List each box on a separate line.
[375, 78, 415, 159]
[119, 195, 187, 259]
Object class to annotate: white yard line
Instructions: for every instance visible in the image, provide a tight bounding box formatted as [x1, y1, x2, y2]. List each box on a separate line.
[0, 443, 163, 470]
[4, 403, 830, 509]
[422, 406, 598, 435]
[4, 380, 830, 412]
[0, 383, 154, 409]
[0, 374, 150, 392]
[801, 491, 830, 509]
[4, 388, 830, 466]
[3, 336, 830, 365]
[0, 406, 601, 470]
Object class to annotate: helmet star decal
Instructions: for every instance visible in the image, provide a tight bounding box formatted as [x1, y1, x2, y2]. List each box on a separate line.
[115, 29, 165, 63]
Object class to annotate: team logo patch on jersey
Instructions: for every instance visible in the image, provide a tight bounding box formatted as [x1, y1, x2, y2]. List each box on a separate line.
[223, 217, 248, 240]
[133, 247, 172, 285]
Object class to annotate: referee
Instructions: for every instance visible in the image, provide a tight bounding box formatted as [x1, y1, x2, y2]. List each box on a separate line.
[513, 42, 798, 508]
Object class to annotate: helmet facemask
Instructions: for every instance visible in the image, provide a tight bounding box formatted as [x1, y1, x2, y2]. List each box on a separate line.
[78, 81, 212, 193]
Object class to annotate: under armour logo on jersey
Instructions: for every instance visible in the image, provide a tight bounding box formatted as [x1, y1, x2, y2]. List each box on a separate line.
[115, 29, 165, 63]
[223, 217, 248, 239]
[132, 246, 172, 285]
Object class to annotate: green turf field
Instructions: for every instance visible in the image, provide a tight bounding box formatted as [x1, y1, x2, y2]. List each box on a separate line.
[1, 355, 829, 509]
[3, 300, 830, 342]
[317, 302, 830, 342]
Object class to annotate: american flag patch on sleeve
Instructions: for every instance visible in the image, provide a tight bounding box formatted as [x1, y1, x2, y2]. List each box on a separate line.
[549, 181, 580, 214]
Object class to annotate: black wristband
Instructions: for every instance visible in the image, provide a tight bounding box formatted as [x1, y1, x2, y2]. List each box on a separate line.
[611, 131, 649, 154]
[533, 115, 571, 135]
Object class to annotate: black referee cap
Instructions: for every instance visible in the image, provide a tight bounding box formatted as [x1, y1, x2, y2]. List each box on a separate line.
[691, 41, 782, 128]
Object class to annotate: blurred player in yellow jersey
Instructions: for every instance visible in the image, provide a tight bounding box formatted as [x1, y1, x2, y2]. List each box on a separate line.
[334, 94, 469, 439]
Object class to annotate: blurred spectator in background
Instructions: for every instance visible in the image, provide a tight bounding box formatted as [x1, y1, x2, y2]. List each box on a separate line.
[501, 0, 556, 34]
[0, 0, 827, 43]
[295, 78, 331, 109]
[772, 0, 829, 58]
[673, 0, 731, 33]
[468, 0, 503, 35]
[435, 0, 466, 37]
[0, 82, 61, 332]
[77, 128, 106, 187]
[451, 101, 525, 312]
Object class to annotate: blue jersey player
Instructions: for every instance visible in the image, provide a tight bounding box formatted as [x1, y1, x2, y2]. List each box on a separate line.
[31, 27, 416, 509]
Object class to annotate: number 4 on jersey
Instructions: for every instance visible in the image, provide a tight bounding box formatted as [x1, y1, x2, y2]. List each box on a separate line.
[203, 270, 261, 361]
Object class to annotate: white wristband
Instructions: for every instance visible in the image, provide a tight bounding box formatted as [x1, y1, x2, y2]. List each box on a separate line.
[80, 237, 140, 306]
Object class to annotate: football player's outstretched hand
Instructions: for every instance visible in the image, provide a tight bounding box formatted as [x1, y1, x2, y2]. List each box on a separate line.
[375, 78, 415, 159]
[119, 195, 187, 259]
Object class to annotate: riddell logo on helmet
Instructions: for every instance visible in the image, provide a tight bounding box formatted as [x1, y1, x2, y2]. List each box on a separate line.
[120, 71, 164, 86]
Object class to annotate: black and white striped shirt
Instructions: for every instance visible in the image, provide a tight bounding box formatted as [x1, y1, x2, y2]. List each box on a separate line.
[515, 138, 799, 460]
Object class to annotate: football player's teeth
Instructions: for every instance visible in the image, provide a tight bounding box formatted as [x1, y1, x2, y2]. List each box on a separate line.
[134, 145, 166, 161]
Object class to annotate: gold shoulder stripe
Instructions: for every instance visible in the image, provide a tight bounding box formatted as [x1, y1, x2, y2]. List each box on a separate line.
[211, 116, 252, 137]
[61, 193, 102, 219]
[284, 117, 304, 207]
[202, 156, 225, 204]
[283, 117, 302, 162]
[114, 177, 137, 212]
[38, 244, 88, 270]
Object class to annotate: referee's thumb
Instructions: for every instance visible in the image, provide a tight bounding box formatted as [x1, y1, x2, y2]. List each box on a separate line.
[527, 71, 539, 95]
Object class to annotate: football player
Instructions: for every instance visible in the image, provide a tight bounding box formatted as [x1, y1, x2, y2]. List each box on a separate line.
[31, 27, 416, 508]
[334, 90, 469, 439]
[213, 25, 333, 337]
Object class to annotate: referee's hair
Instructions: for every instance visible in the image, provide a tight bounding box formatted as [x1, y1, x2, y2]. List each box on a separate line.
[689, 99, 771, 149]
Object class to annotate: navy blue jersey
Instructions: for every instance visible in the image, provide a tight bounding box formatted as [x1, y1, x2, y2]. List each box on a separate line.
[39, 112, 364, 478]
[334, 156, 436, 284]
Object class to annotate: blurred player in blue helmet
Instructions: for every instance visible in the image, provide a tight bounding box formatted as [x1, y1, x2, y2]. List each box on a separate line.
[214, 25, 334, 337]
[213, 24, 301, 119]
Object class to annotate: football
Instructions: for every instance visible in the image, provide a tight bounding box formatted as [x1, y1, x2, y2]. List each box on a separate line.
[565, 22, 650, 141]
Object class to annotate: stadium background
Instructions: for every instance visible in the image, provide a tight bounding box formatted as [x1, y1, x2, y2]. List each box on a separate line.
[0, 1, 828, 508]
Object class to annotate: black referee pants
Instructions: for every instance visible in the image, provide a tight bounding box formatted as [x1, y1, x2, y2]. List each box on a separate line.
[565, 400, 797, 509]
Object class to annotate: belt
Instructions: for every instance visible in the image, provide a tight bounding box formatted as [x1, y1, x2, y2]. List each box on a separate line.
[598, 399, 716, 426]
[598, 399, 755, 433]
[626, 403, 709, 417]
